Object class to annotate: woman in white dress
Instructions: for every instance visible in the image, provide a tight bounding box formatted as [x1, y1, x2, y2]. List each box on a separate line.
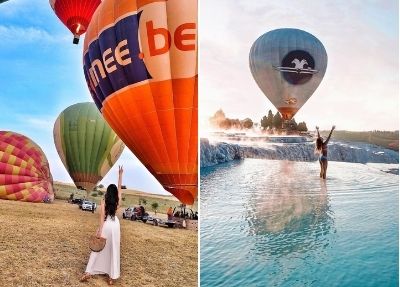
[80, 166, 123, 285]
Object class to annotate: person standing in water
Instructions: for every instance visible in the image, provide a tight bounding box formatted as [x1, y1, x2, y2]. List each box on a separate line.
[80, 166, 124, 285]
[315, 126, 335, 179]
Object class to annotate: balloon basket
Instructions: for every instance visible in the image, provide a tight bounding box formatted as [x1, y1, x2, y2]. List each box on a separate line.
[73, 35, 80, 44]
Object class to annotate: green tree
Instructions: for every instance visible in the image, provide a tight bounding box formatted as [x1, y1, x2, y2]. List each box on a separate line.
[232, 119, 241, 129]
[98, 184, 104, 189]
[219, 118, 231, 129]
[273, 112, 282, 129]
[266, 110, 274, 129]
[241, 118, 253, 129]
[151, 202, 159, 215]
[297, 122, 308, 132]
[286, 118, 297, 130]
[209, 109, 226, 128]
[261, 116, 268, 130]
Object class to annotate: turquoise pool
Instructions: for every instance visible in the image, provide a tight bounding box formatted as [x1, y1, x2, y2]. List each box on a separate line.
[200, 159, 399, 287]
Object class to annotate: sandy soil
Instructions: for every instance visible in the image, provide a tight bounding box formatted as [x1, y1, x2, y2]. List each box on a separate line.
[0, 199, 197, 287]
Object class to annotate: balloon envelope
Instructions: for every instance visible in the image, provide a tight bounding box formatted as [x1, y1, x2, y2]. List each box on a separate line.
[54, 102, 125, 192]
[249, 28, 328, 120]
[0, 131, 54, 202]
[49, 0, 101, 43]
[82, 0, 198, 205]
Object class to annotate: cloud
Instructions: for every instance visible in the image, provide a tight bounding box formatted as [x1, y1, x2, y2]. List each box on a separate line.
[0, 0, 53, 20]
[18, 115, 57, 131]
[0, 25, 69, 45]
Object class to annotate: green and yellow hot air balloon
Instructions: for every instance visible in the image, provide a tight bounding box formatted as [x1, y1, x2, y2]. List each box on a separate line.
[54, 102, 124, 195]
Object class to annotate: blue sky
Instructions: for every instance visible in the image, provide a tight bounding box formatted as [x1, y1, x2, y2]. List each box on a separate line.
[200, 0, 399, 131]
[0, 0, 166, 194]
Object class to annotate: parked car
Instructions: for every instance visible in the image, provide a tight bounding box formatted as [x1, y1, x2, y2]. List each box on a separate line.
[122, 206, 148, 223]
[122, 207, 134, 219]
[70, 198, 83, 205]
[81, 200, 96, 212]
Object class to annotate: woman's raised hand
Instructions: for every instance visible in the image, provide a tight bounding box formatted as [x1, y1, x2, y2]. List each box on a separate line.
[316, 126, 319, 130]
[118, 165, 124, 176]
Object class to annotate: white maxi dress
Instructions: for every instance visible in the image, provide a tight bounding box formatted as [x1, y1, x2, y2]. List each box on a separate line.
[85, 215, 121, 279]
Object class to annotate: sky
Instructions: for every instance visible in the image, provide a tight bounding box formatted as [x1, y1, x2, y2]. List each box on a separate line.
[0, 0, 166, 194]
[200, 0, 399, 131]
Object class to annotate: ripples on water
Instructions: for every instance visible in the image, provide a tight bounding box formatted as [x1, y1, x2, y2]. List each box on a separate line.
[200, 159, 399, 287]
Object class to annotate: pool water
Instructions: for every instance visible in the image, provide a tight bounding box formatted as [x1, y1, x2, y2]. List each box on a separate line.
[200, 159, 399, 287]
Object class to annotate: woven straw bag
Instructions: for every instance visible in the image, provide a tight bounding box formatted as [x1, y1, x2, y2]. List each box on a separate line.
[89, 235, 106, 252]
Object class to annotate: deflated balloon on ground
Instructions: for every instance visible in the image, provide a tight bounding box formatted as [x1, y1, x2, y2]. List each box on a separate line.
[0, 131, 54, 202]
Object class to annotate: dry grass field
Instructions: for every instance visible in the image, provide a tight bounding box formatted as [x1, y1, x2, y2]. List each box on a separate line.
[0, 199, 197, 287]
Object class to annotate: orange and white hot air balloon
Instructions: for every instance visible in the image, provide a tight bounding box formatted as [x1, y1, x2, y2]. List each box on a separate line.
[83, 0, 197, 205]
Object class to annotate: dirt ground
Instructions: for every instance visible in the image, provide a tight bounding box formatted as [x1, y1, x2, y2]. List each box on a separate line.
[0, 199, 198, 287]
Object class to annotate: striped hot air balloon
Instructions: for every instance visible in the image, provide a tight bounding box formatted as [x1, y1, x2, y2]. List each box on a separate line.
[0, 131, 54, 202]
[49, 0, 101, 44]
[53, 102, 125, 195]
[82, 0, 198, 205]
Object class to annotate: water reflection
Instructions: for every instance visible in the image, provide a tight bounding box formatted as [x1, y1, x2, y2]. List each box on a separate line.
[201, 159, 398, 287]
[246, 161, 335, 257]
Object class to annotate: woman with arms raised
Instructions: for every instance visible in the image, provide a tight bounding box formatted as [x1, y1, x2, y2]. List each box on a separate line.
[80, 166, 123, 285]
[315, 126, 335, 179]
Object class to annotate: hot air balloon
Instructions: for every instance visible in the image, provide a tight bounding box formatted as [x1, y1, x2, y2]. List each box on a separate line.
[54, 102, 125, 195]
[0, 131, 54, 202]
[82, 0, 198, 205]
[49, 0, 101, 44]
[249, 28, 328, 121]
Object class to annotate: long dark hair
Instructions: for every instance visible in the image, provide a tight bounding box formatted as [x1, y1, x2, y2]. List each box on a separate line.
[105, 184, 119, 220]
[315, 137, 323, 153]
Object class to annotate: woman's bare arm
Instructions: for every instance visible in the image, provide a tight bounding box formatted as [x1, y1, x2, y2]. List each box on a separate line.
[117, 165, 123, 209]
[324, 125, 336, 144]
[316, 126, 320, 138]
[97, 199, 105, 237]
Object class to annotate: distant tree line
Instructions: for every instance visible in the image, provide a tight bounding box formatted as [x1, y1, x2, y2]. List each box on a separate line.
[331, 130, 399, 151]
[209, 109, 309, 132]
[260, 109, 308, 131]
[209, 109, 254, 130]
